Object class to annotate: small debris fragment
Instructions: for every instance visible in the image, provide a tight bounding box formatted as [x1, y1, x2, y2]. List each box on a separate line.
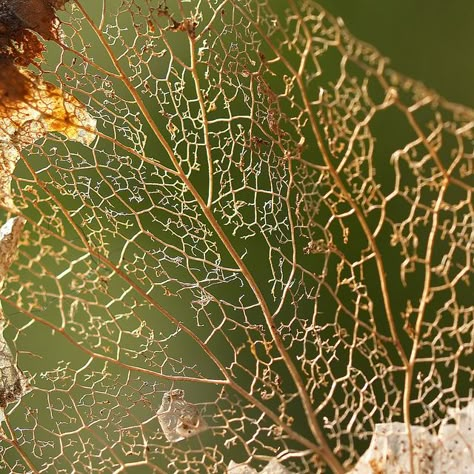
[157, 389, 207, 442]
[228, 459, 293, 474]
[0, 217, 25, 286]
[0, 322, 31, 411]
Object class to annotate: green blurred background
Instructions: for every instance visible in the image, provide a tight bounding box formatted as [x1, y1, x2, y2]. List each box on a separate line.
[319, 0, 474, 108]
[3, 1, 472, 472]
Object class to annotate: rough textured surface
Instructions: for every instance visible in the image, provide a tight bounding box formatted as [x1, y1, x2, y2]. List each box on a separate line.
[157, 389, 208, 442]
[350, 401, 474, 474]
[0, 217, 24, 284]
[0, 321, 31, 409]
[228, 459, 293, 473]
[0, 0, 68, 64]
[0, 69, 96, 209]
[0, 217, 30, 411]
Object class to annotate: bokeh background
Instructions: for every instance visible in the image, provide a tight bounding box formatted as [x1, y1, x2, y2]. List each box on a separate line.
[1, 1, 472, 472]
[319, 0, 474, 108]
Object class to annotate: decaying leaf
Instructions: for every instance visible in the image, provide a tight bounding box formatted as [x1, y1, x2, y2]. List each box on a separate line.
[349, 423, 434, 474]
[0, 68, 96, 209]
[0, 0, 69, 66]
[349, 400, 474, 473]
[0, 0, 472, 472]
[228, 459, 293, 474]
[157, 389, 207, 442]
[1, 0, 94, 210]
[0, 320, 31, 412]
[0, 216, 30, 415]
[228, 461, 257, 474]
[0, 68, 96, 147]
[433, 401, 474, 474]
[0, 216, 25, 286]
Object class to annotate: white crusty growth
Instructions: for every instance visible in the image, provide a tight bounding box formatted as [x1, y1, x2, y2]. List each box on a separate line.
[350, 400, 474, 474]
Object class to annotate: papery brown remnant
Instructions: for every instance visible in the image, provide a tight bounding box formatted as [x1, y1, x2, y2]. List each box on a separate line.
[349, 401, 474, 473]
[157, 389, 208, 442]
[0, 321, 31, 410]
[228, 459, 294, 474]
[0, 0, 69, 66]
[0, 216, 24, 287]
[0, 217, 31, 413]
[0, 67, 96, 210]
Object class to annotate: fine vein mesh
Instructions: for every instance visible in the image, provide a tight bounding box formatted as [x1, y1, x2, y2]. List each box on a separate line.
[0, 1, 472, 472]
